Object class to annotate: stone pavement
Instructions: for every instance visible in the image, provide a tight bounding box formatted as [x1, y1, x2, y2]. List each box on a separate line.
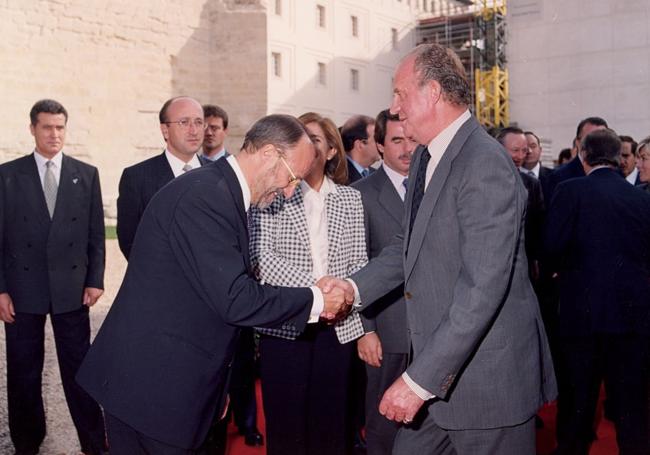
[0, 239, 127, 454]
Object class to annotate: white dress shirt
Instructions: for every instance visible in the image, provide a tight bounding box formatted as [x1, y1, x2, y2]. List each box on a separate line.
[382, 163, 408, 201]
[520, 161, 541, 179]
[424, 109, 472, 190]
[226, 154, 324, 321]
[165, 149, 202, 178]
[300, 177, 335, 280]
[626, 167, 639, 185]
[33, 149, 63, 188]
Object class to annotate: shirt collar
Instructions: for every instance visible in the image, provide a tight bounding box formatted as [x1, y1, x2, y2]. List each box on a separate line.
[626, 167, 639, 184]
[520, 161, 540, 177]
[382, 163, 408, 198]
[33, 149, 63, 169]
[165, 149, 201, 177]
[301, 175, 336, 198]
[226, 154, 251, 212]
[426, 109, 471, 162]
[201, 148, 228, 162]
[347, 156, 367, 176]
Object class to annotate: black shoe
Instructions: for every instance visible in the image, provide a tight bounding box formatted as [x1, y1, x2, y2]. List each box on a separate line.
[243, 429, 264, 447]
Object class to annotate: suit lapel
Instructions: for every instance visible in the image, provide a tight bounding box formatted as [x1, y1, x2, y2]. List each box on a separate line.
[375, 167, 403, 226]
[326, 186, 345, 268]
[404, 117, 478, 281]
[217, 159, 251, 268]
[285, 186, 311, 252]
[18, 154, 51, 227]
[51, 155, 77, 227]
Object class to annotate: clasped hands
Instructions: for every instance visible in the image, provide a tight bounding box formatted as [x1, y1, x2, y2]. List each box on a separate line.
[316, 276, 355, 322]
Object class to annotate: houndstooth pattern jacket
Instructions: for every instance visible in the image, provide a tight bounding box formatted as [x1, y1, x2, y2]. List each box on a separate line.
[249, 182, 368, 344]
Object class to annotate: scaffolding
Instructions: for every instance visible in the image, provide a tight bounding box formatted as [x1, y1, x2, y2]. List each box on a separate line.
[418, 0, 509, 128]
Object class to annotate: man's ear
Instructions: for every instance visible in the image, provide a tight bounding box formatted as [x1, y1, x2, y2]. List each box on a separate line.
[160, 123, 169, 142]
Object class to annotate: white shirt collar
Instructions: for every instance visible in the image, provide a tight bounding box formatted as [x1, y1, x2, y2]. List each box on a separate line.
[382, 163, 408, 201]
[164, 149, 201, 178]
[201, 148, 227, 162]
[34, 148, 63, 169]
[300, 175, 336, 199]
[425, 109, 471, 188]
[626, 167, 639, 184]
[520, 161, 540, 178]
[226, 154, 251, 212]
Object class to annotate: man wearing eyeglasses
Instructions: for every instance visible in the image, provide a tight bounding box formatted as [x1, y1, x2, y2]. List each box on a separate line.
[76, 114, 354, 455]
[117, 96, 208, 260]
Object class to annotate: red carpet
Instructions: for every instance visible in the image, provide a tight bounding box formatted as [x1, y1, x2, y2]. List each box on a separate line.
[225, 382, 619, 454]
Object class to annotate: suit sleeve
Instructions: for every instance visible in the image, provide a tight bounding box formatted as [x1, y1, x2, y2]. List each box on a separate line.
[84, 168, 105, 289]
[345, 191, 369, 276]
[116, 168, 141, 260]
[169, 186, 312, 330]
[525, 176, 545, 261]
[543, 181, 576, 270]
[405, 151, 524, 398]
[0, 172, 7, 294]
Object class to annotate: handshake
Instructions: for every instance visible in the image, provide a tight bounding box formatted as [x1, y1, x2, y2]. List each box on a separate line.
[316, 276, 356, 322]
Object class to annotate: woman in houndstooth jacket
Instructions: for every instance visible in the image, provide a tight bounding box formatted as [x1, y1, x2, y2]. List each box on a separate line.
[249, 112, 368, 455]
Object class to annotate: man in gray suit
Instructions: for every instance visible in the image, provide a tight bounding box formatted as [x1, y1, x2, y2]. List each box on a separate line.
[323, 44, 556, 454]
[352, 109, 416, 455]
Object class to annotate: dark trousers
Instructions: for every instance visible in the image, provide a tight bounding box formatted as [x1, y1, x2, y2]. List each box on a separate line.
[106, 412, 196, 455]
[365, 352, 409, 455]
[5, 307, 106, 454]
[259, 324, 354, 455]
[555, 334, 650, 455]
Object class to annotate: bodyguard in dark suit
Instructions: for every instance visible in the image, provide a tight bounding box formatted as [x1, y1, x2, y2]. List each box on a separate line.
[117, 96, 207, 260]
[340, 115, 379, 184]
[200, 104, 230, 162]
[542, 116, 608, 203]
[352, 110, 415, 455]
[76, 114, 353, 455]
[522, 131, 553, 180]
[0, 99, 106, 455]
[544, 129, 650, 454]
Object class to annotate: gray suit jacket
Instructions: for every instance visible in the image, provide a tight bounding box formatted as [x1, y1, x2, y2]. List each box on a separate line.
[352, 116, 557, 430]
[352, 166, 409, 354]
[250, 182, 368, 344]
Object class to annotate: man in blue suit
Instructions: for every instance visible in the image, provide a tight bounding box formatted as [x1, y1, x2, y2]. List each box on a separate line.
[545, 129, 650, 454]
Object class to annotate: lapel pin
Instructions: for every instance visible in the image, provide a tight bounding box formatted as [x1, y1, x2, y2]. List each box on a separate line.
[72, 178, 79, 184]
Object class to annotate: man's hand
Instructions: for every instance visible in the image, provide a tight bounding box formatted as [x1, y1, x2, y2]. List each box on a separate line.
[83, 287, 104, 307]
[379, 376, 425, 424]
[319, 285, 352, 321]
[358, 332, 383, 367]
[0, 292, 15, 323]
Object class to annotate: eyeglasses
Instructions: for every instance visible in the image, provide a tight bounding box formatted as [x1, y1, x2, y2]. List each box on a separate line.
[277, 155, 301, 188]
[163, 118, 207, 130]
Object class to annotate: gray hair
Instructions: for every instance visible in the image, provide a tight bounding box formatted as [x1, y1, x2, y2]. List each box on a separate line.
[408, 44, 471, 106]
[241, 114, 309, 154]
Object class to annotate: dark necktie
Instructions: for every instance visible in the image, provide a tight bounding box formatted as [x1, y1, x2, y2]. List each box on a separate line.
[361, 168, 370, 178]
[402, 178, 409, 194]
[408, 148, 431, 241]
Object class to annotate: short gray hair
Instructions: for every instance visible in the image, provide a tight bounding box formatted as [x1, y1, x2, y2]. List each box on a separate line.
[241, 114, 309, 154]
[408, 44, 471, 106]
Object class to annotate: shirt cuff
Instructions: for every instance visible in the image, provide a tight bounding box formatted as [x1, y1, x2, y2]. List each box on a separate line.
[345, 278, 362, 308]
[402, 372, 435, 401]
[308, 286, 324, 323]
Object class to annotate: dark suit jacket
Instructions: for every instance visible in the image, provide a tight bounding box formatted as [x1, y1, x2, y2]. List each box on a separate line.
[352, 116, 556, 429]
[520, 171, 545, 262]
[346, 157, 364, 184]
[117, 152, 207, 259]
[77, 159, 313, 450]
[544, 167, 650, 337]
[0, 154, 105, 315]
[542, 155, 584, 204]
[352, 166, 408, 354]
[538, 165, 553, 180]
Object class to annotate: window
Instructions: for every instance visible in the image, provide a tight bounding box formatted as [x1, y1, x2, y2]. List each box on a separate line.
[350, 69, 359, 91]
[274, 0, 282, 15]
[272, 52, 282, 77]
[351, 15, 359, 37]
[391, 28, 398, 50]
[316, 4, 326, 28]
[317, 62, 327, 86]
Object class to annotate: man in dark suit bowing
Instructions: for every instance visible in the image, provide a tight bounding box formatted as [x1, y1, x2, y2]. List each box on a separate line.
[0, 99, 106, 455]
[352, 109, 416, 455]
[117, 96, 207, 260]
[544, 129, 650, 454]
[322, 44, 556, 454]
[76, 114, 353, 455]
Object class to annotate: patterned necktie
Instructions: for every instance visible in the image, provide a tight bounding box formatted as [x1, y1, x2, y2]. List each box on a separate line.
[402, 178, 409, 193]
[361, 168, 369, 178]
[44, 160, 58, 218]
[182, 164, 193, 173]
[528, 170, 536, 178]
[408, 148, 431, 241]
